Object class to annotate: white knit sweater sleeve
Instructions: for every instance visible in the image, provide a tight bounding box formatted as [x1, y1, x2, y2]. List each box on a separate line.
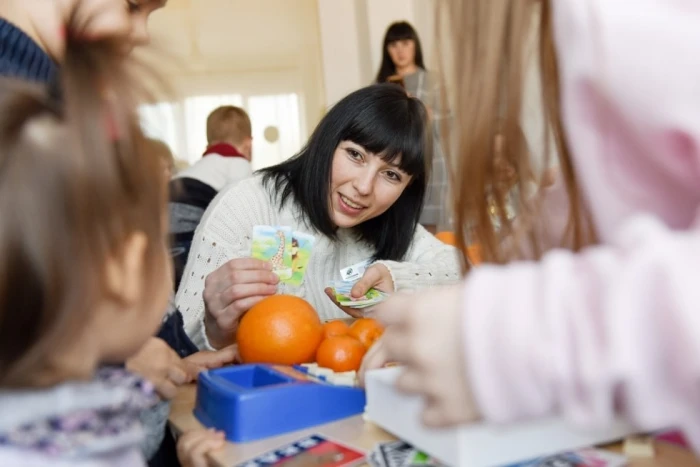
[175, 176, 273, 350]
[375, 225, 462, 291]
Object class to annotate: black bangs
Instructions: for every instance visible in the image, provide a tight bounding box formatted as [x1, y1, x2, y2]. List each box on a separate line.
[384, 21, 419, 44]
[259, 83, 430, 262]
[340, 90, 427, 177]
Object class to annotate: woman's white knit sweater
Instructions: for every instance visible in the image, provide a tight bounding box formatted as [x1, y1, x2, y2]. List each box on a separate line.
[176, 175, 462, 350]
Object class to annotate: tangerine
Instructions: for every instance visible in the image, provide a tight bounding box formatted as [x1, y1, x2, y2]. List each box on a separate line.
[466, 243, 482, 265]
[322, 320, 350, 339]
[434, 231, 457, 245]
[348, 318, 384, 349]
[316, 336, 367, 372]
[435, 231, 482, 266]
[236, 295, 323, 365]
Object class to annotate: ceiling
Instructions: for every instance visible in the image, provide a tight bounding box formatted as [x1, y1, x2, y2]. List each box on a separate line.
[146, 0, 322, 72]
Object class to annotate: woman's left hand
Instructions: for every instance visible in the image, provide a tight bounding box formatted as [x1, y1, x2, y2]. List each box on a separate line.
[324, 264, 394, 318]
[365, 284, 481, 427]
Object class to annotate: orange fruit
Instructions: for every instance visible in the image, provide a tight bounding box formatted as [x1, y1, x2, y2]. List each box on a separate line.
[316, 336, 367, 372]
[435, 231, 457, 245]
[322, 320, 350, 339]
[435, 231, 483, 266]
[236, 295, 323, 365]
[348, 318, 384, 349]
[466, 243, 482, 265]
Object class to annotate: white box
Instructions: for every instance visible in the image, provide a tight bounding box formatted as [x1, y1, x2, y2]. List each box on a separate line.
[365, 367, 635, 466]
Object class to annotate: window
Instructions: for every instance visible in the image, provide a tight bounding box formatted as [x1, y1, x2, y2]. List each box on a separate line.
[139, 101, 180, 154]
[247, 94, 301, 170]
[139, 93, 303, 169]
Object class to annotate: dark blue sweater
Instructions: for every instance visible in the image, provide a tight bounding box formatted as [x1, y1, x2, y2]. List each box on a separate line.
[0, 18, 56, 83]
[0, 17, 198, 359]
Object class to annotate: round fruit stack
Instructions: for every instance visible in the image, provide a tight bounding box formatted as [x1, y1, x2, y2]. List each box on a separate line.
[316, 317, 383, 372]
[236, 295, 384, 372]
[435, 231, 482, 265]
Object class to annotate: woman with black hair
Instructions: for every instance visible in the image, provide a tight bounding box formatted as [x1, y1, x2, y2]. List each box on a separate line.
[176, 84, 462, 351]
[376, 21, 450, 234]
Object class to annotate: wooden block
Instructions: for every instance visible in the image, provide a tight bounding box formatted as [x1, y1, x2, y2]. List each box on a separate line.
[334, 371, 357, 379]
[329, 375, 356, 386]
[623, 434, 655, 458]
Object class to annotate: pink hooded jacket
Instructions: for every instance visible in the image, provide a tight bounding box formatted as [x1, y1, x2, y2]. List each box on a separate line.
[464, 0, 700, 450]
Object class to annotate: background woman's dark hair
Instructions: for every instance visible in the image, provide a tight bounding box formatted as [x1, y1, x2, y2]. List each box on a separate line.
[260, 84, 430, 262]
[0, 16, 167, 387]
[375, 21, 426, 83]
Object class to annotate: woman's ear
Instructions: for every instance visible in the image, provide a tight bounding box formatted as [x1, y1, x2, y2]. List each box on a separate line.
[104, 231, 148, 307]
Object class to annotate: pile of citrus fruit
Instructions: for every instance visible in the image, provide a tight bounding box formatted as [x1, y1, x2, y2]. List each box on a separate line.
[435, 231, 482, 265]
[236, 295, 384, 372]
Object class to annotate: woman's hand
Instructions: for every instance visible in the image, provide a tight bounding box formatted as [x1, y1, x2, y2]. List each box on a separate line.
[365, 285, 481, 427]
[202, 258, 279, 349]
[324, 263, 394, 318]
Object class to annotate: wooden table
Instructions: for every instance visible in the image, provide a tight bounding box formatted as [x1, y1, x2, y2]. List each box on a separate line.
[169, 384, 700, 467]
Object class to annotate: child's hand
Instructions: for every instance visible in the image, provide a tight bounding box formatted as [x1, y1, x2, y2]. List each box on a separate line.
[176, 429, 226, 467]
[183, 345, 238, 380]
[126, 337, 193, 400]
[61, 0, 132, 40]
[358, 336, 394, 387]
[369, 285, 481, 427]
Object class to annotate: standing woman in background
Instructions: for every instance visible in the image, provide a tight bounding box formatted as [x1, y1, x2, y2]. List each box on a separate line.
[375, 21, 449, 233]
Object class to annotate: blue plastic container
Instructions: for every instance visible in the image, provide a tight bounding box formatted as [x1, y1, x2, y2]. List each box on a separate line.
[193, 364, 366, 442]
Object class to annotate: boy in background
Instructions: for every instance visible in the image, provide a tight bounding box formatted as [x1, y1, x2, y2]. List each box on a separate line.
[170, 105, 254, 289]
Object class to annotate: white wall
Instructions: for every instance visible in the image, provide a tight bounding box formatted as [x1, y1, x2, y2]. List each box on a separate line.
[316, 0, 366, 114]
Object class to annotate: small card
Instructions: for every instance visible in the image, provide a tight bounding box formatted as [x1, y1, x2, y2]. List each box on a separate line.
[654, 428, 690, 449]
[252, 225, 293, 280]
[328, 279, 389, 309]
[341, 259, 371, 282]
[335, 288, 388, 308]
[287, 231, 316, 287]
[236, 434, 365, 467]
[368, 441, 443, 467]
[504, 448, 628, 467]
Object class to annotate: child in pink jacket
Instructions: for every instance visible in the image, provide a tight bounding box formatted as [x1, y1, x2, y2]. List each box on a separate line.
[362, 0, 700, 452]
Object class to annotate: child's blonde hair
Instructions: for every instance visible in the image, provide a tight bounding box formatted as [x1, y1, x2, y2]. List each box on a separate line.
[146, 137, 175, 173]
[0, 20, 168, 387]
[206, 105, 252, 146]
[438, 0, 595, 269]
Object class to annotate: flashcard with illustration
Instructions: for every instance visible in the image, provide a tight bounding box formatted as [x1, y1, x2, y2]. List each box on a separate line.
[327, 280, 389, 309]
[286, 231, 316, 286]
[251, 225, 293, 280]
[236, 434, 364, 467]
